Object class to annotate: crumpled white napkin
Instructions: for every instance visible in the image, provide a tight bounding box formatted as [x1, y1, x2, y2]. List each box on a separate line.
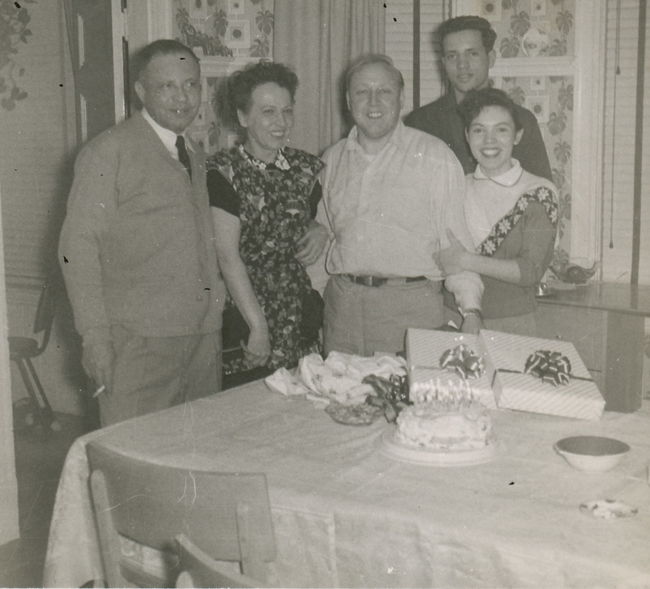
[264, 367, 311, 397]
[265, 351, 406, 406]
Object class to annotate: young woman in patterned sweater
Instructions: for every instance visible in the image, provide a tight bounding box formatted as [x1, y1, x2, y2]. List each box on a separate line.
[436, 88, 558, 336]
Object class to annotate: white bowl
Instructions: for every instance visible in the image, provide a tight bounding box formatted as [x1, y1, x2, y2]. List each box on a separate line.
[554, 436, 630, 472]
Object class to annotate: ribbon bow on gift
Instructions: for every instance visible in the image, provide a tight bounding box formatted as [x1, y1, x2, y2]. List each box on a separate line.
[524, 350, 572, 386]
[440, 344, 485, 380]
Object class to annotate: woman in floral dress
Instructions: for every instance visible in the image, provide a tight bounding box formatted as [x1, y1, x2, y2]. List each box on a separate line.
[436, 88, 558, 336]
[207, 62, 327, 384]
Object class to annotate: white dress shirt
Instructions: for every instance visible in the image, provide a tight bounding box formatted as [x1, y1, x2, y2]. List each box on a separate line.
[319, 121, 483, 310]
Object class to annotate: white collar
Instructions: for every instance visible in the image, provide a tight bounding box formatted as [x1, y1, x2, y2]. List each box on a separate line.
[141, 109, 190, 158]
[238, 144, 291, 171]
[346, 121, 402, 156]
[473, 159, 523, 187]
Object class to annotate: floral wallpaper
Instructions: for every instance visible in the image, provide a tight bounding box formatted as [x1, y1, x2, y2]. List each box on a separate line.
[173, 0, 274, 59]
[479, 0, 575, 58]
[482, 0, 576, 268]
[173, 0, 274, 155]
[189, 73, 242, 155]
[0, 0, 37, 110]
[496, 74, 573, 267]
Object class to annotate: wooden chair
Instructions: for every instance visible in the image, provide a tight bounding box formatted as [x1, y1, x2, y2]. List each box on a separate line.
[9, 280, 58, 431]
[86, 442, 276, 588]
[175, 533, 269, 588]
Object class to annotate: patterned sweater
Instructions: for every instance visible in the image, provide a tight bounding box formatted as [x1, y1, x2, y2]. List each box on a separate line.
[465, 163, 558, 319]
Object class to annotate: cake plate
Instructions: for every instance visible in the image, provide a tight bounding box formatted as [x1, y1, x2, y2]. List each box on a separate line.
[379, 428, 498, 467]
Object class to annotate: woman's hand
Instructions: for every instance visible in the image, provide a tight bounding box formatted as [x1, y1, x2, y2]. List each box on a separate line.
[213, 207, 272, 368]
[296, 221, 329, 266]
[434, 230, 469, 276]
[242, 325, 271, 367]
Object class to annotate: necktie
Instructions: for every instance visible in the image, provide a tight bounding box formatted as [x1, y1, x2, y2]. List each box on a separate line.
[175, 135, 192, 179]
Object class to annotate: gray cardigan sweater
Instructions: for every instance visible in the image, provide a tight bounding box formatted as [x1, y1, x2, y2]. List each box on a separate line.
[59, 112, 225, 343]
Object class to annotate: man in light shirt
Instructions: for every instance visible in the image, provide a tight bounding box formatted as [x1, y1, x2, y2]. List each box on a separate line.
[59, 40, 225, 426]
[318, 54, 483, 356]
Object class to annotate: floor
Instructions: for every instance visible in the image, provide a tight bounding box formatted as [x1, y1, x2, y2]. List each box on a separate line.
[0, 403, 91, 588]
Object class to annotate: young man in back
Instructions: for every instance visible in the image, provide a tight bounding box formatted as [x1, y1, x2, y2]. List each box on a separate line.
[404, 15, 552, 182]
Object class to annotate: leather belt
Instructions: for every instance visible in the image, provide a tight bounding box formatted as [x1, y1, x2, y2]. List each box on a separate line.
[343, 274, 427, 287]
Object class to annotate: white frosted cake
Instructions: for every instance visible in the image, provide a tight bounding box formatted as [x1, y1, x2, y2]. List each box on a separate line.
[395, 374, 494, 452]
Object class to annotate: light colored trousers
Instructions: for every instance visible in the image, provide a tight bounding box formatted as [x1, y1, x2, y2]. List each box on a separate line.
[323, 275, 444, 357]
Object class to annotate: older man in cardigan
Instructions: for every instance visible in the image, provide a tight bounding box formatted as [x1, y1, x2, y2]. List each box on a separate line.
[59, 40, 225, 426]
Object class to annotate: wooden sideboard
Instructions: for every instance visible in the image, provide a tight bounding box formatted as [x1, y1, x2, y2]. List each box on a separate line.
[535, 282, 650, 412]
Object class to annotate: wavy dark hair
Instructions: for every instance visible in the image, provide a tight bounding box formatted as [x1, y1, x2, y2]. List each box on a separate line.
[437, 15, 497, 53]
[458, 87, 522, 132]
[216, 61, 298, 138]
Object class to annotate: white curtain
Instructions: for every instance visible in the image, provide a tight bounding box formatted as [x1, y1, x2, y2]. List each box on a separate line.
[273, 0, 386, 156]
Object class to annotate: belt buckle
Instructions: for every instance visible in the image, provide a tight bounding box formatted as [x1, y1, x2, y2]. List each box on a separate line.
[354, 275, 371, 287]
[363, 275, 387, 287]
[347, 274, 379, 287]
[346, 274, 391, 287]
[365, 275, 380, 287]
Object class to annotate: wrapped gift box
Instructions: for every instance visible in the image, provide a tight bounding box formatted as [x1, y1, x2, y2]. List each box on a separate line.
[405, 328, 496, 408]
[478, 329, 605, 420]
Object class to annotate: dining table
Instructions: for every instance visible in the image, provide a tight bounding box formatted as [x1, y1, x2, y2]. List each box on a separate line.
[43, 379, 650, 588]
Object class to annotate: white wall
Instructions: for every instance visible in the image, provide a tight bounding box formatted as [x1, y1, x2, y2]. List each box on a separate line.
[0, 180, 20, 544]
[0, 1, 85, 415]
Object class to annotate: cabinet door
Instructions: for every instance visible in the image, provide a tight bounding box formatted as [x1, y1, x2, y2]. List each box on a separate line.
[67, 0, 121, 142]
[535, 303, 606, 391]
[536, 302, 644, 412]
[603, 312, 644, 412]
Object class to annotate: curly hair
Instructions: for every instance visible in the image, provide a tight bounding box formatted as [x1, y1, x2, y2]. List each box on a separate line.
[437, 16, 497, 53]
[216, 61, 298, 136]
[458, 87, 522, 131]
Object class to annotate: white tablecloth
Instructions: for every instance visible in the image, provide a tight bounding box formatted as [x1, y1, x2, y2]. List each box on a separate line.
[44, 381, 650, 588]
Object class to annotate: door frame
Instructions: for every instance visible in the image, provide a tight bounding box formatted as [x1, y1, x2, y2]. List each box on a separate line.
[0, 178, 19, 544]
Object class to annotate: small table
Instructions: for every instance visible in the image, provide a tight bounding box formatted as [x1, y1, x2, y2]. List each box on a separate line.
[536, 281, 650, 412]
[44, 382, 650, 588]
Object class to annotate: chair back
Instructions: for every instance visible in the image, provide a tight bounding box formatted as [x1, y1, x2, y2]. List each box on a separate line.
[33, 280, 56, 353]
[86, 442, 276, 587]
[175, 533, 267, 588]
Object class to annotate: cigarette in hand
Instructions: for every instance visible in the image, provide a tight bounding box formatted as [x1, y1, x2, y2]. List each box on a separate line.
[92, 385, 106, 398]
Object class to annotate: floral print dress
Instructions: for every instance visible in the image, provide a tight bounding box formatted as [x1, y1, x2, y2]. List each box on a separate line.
[207, 145, 325, 374]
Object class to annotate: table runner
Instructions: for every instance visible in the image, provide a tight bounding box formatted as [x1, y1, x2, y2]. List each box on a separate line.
[44, 381, 650, 587]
